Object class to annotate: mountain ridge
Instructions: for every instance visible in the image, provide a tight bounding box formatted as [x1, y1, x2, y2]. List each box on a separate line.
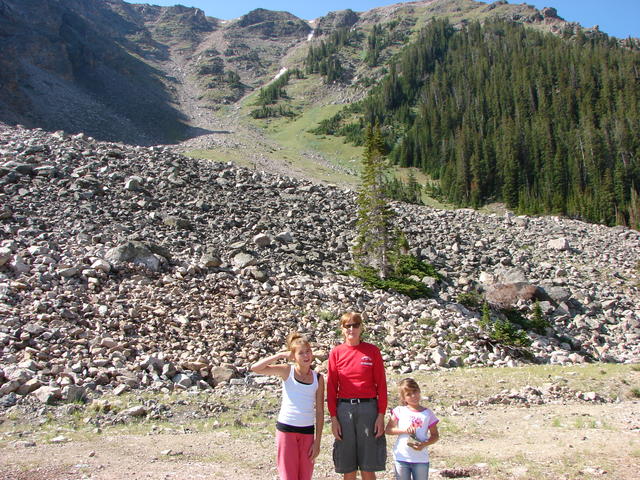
[0, 0, 621, 147]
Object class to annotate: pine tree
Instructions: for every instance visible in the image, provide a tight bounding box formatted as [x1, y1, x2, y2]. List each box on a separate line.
[353, 124, 400, 279]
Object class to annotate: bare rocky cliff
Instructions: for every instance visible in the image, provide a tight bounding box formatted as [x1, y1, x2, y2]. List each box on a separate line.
[0, 0, 310, 145]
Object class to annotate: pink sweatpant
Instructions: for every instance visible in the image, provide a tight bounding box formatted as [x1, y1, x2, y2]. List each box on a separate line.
[275, 430, 315, 480]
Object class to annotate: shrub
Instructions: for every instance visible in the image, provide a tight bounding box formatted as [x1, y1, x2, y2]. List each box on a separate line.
[394, 254, 441, 280]
[344, 264, 433, 299]
[456, 291, 482, 310]
[492, 319, 532, 347]
[478, 301, 533, 354]
[529, 300, 550, 334]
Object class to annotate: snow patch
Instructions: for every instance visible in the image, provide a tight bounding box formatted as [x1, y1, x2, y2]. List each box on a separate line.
[273, 67, 288, 81]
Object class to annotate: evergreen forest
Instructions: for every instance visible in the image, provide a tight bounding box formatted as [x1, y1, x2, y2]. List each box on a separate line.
[313, 19, 640, 229]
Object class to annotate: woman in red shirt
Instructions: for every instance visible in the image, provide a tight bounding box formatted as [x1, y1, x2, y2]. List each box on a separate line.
[327, 312, 388, 480]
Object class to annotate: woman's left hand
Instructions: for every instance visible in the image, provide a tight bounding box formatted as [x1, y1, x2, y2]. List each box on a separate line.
[374, 413, 385, 438]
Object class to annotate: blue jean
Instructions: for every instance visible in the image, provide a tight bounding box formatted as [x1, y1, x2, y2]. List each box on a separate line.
[394, 460, 429, 480]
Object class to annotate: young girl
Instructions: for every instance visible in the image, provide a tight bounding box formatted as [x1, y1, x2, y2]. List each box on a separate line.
[385, 378, 440, 480]
[251, 332, 325, 480]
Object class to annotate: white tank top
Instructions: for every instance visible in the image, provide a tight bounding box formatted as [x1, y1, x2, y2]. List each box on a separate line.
[277, 365, 318, 427]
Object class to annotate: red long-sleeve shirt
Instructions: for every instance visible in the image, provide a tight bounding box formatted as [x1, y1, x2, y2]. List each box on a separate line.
[326, 341, 387, 417]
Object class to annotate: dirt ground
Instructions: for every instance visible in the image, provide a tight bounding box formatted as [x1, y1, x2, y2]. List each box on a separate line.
[1, 364, 639, 480]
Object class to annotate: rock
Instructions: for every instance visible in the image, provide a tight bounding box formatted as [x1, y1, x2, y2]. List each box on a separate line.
[162, 363, 177, 378]
[201, 252, 222, 268]
[275, 231, 293, 243]
[0, 381, 21, 395]
[105, 241, 164, 271]
[0, 247, 11, 266]
[484, 282, 539, 309]
[431, 348, 447, 367]
[232, 252, 257, 269]
[91, 259, 112, 273]
[10, 255, 30, 274]
[50, 435, 70, 444]
[0, 392, 18, 407]
[211, 365, 236, 385]
[58, 266, 79, 278]
[100, 337, 118, 348]
[125, 176, 144, 191]
[163, 216, 192, 230]
[16, 378, 42, 396]
[478, 272, 495, 285]
[63, 385, 87, 403]
[253, 233, 272, 247]
[113, 384, 129, 396]
[122, 405, 147, 417]
[4, 366, 34, 383]
[32, 386, 62, 404]
[542, 286, 571, 303]
[499, 267, 528, 283]
[548, 237, 570, 251]
[172, 373, 192, 389]
[0, 122, 638, 402]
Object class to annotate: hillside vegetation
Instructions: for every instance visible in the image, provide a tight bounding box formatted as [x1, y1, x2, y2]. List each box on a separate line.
[303, 19, 640, 229]
[4, 0, 640, 228]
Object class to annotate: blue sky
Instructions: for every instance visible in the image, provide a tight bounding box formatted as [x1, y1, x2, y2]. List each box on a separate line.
[126, 1, 639, 39]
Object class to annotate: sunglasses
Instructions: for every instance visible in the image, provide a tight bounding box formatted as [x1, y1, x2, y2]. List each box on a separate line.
[343, 323, 361, 329]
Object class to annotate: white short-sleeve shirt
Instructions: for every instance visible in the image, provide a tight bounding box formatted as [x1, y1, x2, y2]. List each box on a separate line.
[391, 405, 439, 463]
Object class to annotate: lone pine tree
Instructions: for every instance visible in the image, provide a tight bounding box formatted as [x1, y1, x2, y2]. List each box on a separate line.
[353, 124, 401, 279]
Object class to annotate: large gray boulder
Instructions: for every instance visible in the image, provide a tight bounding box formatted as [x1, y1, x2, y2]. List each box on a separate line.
[105, 241, 166, 271]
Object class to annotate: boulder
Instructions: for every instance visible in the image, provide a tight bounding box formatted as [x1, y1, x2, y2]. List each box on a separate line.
[122, 405, 147, 417]
[32, 386, 62, 404]
[253, 233, 272, 248]
[548, 237, 570, 251]
[201, 251, 222, 268]
[105, 241, 164, 271]
[484, 282, 540, 309]
[232, 252, 257, 269]
[172, 373, 193, 389]
[211, 365, 236, 385]
[124, 176, 144, 192]
[0, 247, 11, 266]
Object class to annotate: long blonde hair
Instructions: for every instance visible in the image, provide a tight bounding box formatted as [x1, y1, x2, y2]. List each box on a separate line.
[398, 378, 421, 405]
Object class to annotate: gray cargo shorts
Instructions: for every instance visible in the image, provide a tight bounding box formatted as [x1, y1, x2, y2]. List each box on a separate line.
[332, 399, 386, 473]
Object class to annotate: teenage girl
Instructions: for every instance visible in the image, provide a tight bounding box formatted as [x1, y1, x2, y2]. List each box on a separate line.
[251, 332, 325, 480]
[385, 378, 440, 480]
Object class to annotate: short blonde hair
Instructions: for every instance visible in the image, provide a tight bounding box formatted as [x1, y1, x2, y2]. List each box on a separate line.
[340, 312, 363, 328]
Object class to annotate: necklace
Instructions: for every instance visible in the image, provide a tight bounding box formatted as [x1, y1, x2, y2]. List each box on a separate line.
[294, 366, 312, 383]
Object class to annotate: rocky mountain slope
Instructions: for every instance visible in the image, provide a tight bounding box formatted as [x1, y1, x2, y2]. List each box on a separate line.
[1, 123, 639, 407]
[0, 0, 610, 148]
